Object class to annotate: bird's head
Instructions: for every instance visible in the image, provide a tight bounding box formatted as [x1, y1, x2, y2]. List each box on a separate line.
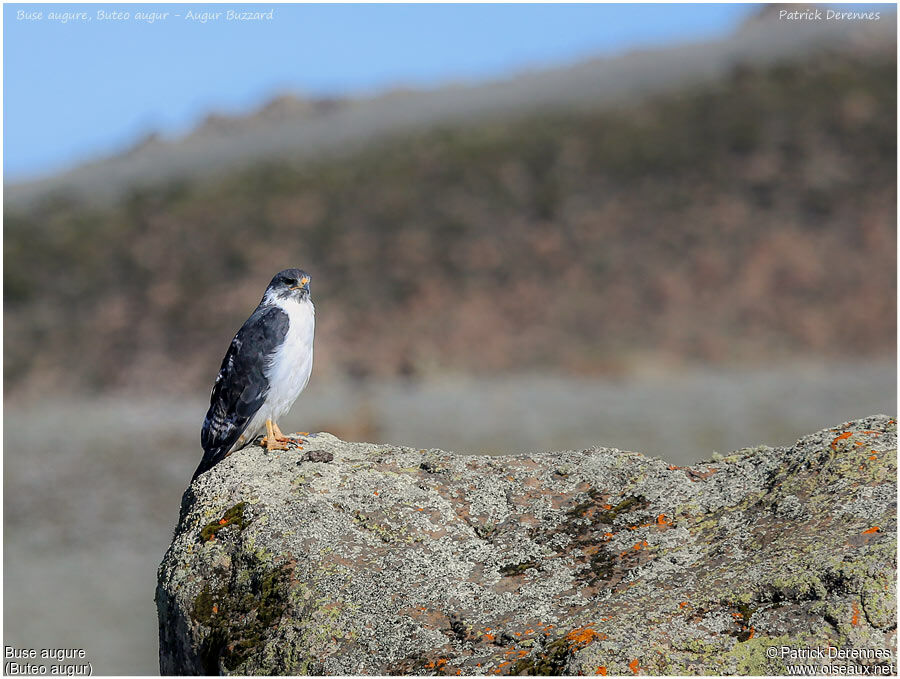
[266, 268, 311, 303]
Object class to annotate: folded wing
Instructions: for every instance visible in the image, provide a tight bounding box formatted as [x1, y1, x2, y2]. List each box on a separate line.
[193, 306, 289, 480]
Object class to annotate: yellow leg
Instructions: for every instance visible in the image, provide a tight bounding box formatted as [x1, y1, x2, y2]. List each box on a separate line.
[260, 418, 289, 451]
[271, 421, 288, 441]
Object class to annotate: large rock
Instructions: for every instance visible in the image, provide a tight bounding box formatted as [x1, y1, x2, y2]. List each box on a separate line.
[157, 415, 896, 675]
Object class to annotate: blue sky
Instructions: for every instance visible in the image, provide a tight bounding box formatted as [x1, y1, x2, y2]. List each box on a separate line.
[0, 3, 818, 180]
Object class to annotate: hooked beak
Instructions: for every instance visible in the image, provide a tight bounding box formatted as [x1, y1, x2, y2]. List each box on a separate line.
[290, 276, 310, 292]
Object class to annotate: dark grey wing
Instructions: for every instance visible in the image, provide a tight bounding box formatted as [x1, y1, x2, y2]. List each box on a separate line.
[192, 305, 289, 481]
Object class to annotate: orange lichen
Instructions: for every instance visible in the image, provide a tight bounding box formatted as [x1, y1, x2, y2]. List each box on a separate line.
[679, 602, 688, 608]
[629, 658, 640, 674]
[597, 667, 608, 675]
[218, 518, 228, 525]
[862, 526, 880, 534]
[211, 604, 218, 614]
[852, 602, 860, 626]
[565, 627, 604, 649]
[869, 454, 878, 460]
[831, 431, 853, 448]
[524, 628, 535, 634]
[686, 467, 719, 481]
[620, 540, 648, 557]
[747, 627, 755, 640]
[628, 514, 676, 532]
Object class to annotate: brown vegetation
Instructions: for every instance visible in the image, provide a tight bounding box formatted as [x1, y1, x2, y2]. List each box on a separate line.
[4, 51, 895, 395]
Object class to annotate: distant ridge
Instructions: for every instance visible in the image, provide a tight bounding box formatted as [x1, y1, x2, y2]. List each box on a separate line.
[5, 8, 894, 208]
[4, 15, 895, 394]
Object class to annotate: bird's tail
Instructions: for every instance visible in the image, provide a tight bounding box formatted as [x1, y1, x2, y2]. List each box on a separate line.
[191, 446, 229, 482]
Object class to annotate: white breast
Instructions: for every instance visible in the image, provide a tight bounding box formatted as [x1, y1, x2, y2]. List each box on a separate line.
[267, 296, 315, 416]
[243, 296, 315, 442]
[227, 298, 316, 448]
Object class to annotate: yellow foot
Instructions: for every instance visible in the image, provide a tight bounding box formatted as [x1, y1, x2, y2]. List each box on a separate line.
[272, 422, 307, 443]
[262, 419, 290, 451]
[259, 436, 290, 451]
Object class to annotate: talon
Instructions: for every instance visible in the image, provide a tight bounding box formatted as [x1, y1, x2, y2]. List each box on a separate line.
[272, 421, 305, 444]
[264, 419, 290, 451]
[260, 435, 290, 451]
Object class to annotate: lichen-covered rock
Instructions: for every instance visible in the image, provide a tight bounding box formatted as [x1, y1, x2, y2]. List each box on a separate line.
[156, 415, 897, 675]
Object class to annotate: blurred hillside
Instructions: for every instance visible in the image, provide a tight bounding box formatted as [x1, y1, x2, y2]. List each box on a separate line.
[4, 36, 896, 397]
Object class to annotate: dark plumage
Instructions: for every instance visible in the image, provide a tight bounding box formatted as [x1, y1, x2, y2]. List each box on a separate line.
[193, 306, 289, 480]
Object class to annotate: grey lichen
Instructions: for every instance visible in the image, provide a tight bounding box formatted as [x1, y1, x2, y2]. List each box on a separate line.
[157, 418, 897, 675]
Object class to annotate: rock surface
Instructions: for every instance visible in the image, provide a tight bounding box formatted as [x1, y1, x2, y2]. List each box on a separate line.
[157, 415, 897, 675]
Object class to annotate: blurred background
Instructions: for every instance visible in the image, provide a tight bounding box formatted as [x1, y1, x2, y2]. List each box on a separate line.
[4, 3, 896, 674]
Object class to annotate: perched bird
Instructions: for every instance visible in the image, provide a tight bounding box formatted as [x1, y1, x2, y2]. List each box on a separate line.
[192, 269, 315, 481]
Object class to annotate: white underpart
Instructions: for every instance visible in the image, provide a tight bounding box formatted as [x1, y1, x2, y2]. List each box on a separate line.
[240, 294, 315, 448]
